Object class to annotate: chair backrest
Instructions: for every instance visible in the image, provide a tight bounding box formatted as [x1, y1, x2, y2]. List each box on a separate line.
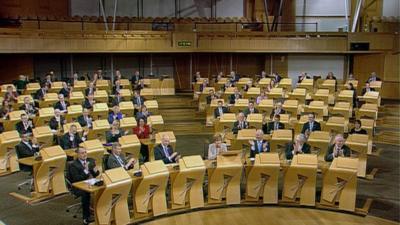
[65, 161, 75, 190]
[103, 154, 110, 171]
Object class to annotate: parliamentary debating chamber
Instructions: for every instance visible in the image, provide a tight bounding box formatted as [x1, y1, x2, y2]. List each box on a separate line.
[0, 0, 399, 224]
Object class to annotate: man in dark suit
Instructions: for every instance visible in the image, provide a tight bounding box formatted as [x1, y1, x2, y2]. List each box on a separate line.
[262, 114, 285, 134]
[229, 71, 240, 84]
[232, 112, 249, 134]
[271, 72, 282, 83]
[205, 89, 217, 105]
[34, 83, 48, 101]
[15, 113, 34, 135]
[297, 72, 310, 83]
[243, 101, 259, 117]
[107, 143, 136, 170]
[54, 94, 70, 113]
[111, 92, 123, 107]
[58, 82, 70, 98]
[249, 129, 270, 158]
[301, 113, 321, 135]
[325, 134, 351, 162]
[214, 100, 229, 118]
[229, 87, 242, 104]
[132, 90, 145, 115]
[131, 70, 143, 85]
[15, 133, 40, 171]
[154, 135, 180, 164]
[82, 94, 96, 110]
[60, 124, 87, 150]
[84, 82, 96, 97]
[361, 82, 376, 95]
[285, 134, 311, 160]
[270, 102, 286, 117]
[49, 109, 66, 132]
[112, 79, 122, 95]
[77, 108, 93, 129]
[68, 147, 99, 225]
[366, 72, 381, 83]
[19, 96, 37, 116]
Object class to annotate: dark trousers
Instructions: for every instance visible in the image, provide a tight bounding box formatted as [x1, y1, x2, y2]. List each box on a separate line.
[75, 190, 91, 220]
[140, 144, 149, 162]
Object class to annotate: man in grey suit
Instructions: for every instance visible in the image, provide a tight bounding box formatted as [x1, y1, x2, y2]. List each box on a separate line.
[106, 143, 136, 170]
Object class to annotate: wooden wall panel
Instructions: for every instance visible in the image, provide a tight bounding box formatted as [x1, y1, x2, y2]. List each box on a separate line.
[0, 55, 34, 83]
[353, 54, 384, 94]
[0, 0, 68, 18]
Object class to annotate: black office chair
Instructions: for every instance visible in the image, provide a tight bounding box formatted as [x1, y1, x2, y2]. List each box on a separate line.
[103, 154, 110, 171]
[15, 145, 33, 190]
[65, 161, 81, 219]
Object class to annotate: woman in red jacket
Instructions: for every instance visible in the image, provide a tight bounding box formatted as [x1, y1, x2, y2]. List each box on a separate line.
[133, 118, 152, 162]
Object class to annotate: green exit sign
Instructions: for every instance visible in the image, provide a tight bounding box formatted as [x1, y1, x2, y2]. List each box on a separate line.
[177, 40, 192, 47]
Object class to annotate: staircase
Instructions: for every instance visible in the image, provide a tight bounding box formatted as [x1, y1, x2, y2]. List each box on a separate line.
[155, 93, 214, 135]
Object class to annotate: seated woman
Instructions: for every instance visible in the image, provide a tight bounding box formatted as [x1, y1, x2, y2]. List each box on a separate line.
[256, 91, 268, 105]
[136, 105, 152, 123]
[349, 119, 367, 135]
[105, 120, 127, 144]
[0, 100, 12, 119]
[208, 133, 227, 160]
[4, 85, 18, 103]
[133, 118, 151, 162]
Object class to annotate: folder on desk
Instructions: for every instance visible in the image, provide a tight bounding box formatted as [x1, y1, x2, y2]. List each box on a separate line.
[134, 160, 169, 217]
[35, 146, 67, 195]
[119, 134, 141, 161]
[282, 154, 318, 206]
[96, 167, 132, 225]
[246, 153, 280, 203]
[208, 150, 243, 205]
[0, 131, 21, 173]
[171, 155, 206, 209]
[321, 157, 358, 212]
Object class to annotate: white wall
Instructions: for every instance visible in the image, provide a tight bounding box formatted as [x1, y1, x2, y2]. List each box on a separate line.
[382, 0, 400, 17]
[287, 54, 345, 85]
[295, 0, 350, 32]
[71, 0, 243, 18]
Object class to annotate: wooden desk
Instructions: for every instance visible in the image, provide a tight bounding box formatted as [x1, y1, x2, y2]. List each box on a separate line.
[66, 105, 83, 122]
[93, 90, 108, 103]
[278, 78, 293, 91]
[35, 107, 54, 126]
[120, 117, 137, 131]
[214, 113, 236, 133]
[119, 101, 134, 117]
[283, 99, 300, 117]
[32, 126, 53, 148]
[68, 91, 84, 105]
[297, 79, 314, 93]
[91, 103, 109, 120]
[246, 113, 263, 129]
[258, 78, 271, 88]
[73, 81, 87, 92]
[144, 100, 159, 114]
[118, 89, 132, 101]
[0, 131, 21, 175]
[147, 115, 164, 132]
[24, 83, 40, 95]
[40, 93, 58, 108]
[48, 82, 63, 93]
[256, 99, 274, 116]
[267, 88, 285, 100]
[88, 119, 110, 141]
[232, 99, 249, 113]
[95, 80, 110, 91]
[288, 88, 307, 104]
[244, 87, 260, 99]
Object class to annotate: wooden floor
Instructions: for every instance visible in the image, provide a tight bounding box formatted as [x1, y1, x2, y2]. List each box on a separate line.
[142, 207, 398, 225]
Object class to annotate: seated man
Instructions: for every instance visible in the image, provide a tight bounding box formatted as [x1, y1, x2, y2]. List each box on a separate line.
[49, 109, 66, 133]
[84, 82, 96, 97]
[34, 82, 48, 101]
[111, 92, 123, 107]
[108, 105, 123, 124]
[132, 90, 145, 115]
[285, 134, 311, 160]
[297, 72, 310, 84]
[243, 101, 259, 117]
[232, 112, 249, 134]
[77, 108, 93, 129]
[262, 114, 285, 134]
[68, 147, 99, 225]
[205, 89, 217, 105]
[229, 87, 242, 104]
[361, 82, 376, 96]
[15, 133, 40, 171]
[270, 102, 286, 117]
[112, 79, 123, 95]
[325, 134, 351, 162]
[301, 113, 321, 135]
[19, 96, 37, 116]
[54, 93, 70, 113]
[60, 124, 87, 150]
[82, 94, 96, 110]
[214, 100, 229, 119]
[249, 129, 270, 158]
[16, 113, 34, 135]
[107, 143, 136, 170]
[59, 82, 70, 98]
[154, 135, 180, 164]
[199, 79, 209, 93]
[366, 72, 381, 83]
